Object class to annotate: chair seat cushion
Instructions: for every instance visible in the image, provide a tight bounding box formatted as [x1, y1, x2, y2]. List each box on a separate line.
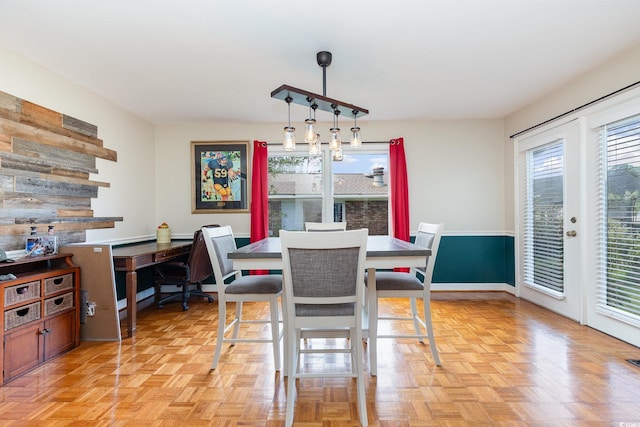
[226, 274, 282, 294]
[366, 271, 424, 291]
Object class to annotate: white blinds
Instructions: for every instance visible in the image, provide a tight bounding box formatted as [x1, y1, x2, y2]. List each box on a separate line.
[597, 114, 640, 320]
[522, 140, 565, 294]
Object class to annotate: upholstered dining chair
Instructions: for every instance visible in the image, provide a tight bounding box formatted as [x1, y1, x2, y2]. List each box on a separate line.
[280, 228, 369, 427]
[304, 221, 347, 231]
[202, 225, 283, 371]
[365, 222, 443, 375]
[155, 226, 218, 311]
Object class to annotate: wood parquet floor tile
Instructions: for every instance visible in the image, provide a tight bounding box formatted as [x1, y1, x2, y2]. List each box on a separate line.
[1, 292, 639, 426]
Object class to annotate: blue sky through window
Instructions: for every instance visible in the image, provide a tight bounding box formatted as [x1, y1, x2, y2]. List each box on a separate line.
[332, 153, 388, 174]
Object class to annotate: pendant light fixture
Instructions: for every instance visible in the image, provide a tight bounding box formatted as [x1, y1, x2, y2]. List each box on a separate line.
[272, 51, 368, 152]
[350, 110, 362, 148]
[329, 108, 341, 152]
[283, 96, 295, 151]
[304, 102, 318, 144]
[309, 133, 321, 155]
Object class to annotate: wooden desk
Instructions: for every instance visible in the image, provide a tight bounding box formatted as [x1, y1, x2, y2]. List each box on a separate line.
[228, 235, 431, 375]
[112, 240, 191, 337]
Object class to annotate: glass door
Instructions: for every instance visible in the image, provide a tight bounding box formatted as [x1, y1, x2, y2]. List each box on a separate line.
[516, 120, 582, 321]
[584, 108, 640, 347]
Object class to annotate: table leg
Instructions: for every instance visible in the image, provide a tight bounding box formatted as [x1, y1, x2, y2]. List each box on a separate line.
[125, 271, 137, 337]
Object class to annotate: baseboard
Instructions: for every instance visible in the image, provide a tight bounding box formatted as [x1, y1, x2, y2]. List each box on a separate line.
[432, 283, 516, 295]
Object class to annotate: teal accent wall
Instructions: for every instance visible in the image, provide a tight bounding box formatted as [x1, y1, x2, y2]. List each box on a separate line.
[432, 235, 514, 285]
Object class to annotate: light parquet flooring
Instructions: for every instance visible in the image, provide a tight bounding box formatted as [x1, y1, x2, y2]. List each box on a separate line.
[1, 292, 639, 426]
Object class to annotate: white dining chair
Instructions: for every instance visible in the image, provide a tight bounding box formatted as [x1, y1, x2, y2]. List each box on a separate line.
[304, 221, 347, 231]
[365, 222, 443, 375]
[202, 225, 283, 371]
[280, 228, 369, 427]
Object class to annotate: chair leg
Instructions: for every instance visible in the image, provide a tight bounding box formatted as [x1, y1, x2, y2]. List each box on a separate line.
[270, 295, 281, 371]
[423, 297, 441, 366]
[367, 269, 378, 376]
[211, 301, 227, 370]
[353, 326, 368, 426]
[281, 294, 289, 377]
[410, 297, 422, 342]
[232, 301, 243, 340]
[182, 283, 189, 311]
[285, 324, 298, 427]
[188, 285, 215, 304]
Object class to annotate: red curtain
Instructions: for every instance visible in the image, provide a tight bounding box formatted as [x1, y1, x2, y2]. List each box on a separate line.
[390, 137, 410, 272]
[250, 140, 268, 242]
[250, 140, 269, 274]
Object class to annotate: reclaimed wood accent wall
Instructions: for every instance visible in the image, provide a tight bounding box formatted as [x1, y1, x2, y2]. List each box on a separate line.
[0, 90, 122, 251]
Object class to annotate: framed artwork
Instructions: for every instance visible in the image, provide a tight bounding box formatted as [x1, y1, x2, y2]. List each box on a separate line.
[191, 141, 250, 213]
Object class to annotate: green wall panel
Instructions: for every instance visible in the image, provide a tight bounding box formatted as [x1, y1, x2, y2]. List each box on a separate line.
[432, 235, 514, 285]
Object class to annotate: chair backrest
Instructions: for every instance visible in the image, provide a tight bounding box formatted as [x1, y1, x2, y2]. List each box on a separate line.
[304, 222, 347, 232]
[414, 222, 444, 285]
[185, 229, 214, 283]
[280, 229, 368, 322]
[201, 225, 239, 287]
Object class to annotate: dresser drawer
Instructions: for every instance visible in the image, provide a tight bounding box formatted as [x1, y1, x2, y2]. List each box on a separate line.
[4, 302, 41, 331]
[44, 274, 74, 296]
[4, 281, 40, 307]
[44, 292, 74, 316]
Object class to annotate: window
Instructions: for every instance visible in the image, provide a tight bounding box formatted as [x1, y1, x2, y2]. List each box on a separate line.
[267, 146, 389, 236]
[597, 114, 640, 320]
[522, 141, 565, 294]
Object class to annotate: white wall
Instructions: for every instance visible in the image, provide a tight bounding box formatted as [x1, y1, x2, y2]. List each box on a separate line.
[503, 43, 640, 232]
[0, 46, 156, 243]
[0, 46, 507, 241]
[155, 118, 506, 238]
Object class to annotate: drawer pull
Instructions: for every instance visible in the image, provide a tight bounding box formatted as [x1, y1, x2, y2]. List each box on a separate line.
[53, 278, 64, 285]
[54, 297, 64, 306]
[16, 286, 28, 295]
[16, 307, 30, 317]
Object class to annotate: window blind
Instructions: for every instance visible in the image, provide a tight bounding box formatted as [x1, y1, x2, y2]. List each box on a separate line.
[522, 141, 565, 294]
[597, 114, 640, 320]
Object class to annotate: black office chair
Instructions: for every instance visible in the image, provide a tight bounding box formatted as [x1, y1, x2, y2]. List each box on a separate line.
[155, 226, 218, 310]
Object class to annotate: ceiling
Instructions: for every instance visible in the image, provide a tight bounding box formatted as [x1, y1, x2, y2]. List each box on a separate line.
[2, 0, 640, 125]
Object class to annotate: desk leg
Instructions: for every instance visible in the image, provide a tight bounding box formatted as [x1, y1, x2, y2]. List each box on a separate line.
[367, 268, 377, 376]
[126, 271, 137, 338]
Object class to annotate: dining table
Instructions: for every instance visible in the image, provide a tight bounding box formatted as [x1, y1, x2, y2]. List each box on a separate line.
[228, 234, 431, 375]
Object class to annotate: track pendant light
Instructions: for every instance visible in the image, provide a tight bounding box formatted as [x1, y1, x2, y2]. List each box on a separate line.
[309, 133, 321, 155]
[283, 96, 295, 151]
[329, 108, 341, 152]
[304, 102, 318, 144]
[272, 51, 368, 150]
[350, 111, 362, 148]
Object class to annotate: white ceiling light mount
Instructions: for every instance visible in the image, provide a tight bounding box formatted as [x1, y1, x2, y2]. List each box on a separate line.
[271, 51, 369, 154]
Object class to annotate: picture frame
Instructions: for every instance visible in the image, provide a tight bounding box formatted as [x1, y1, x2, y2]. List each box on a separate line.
[26, 235, 58, 256]
[191, 140, 250, 213]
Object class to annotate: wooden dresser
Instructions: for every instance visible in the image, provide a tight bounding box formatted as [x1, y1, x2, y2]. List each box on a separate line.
[0, 253, 80, 384]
